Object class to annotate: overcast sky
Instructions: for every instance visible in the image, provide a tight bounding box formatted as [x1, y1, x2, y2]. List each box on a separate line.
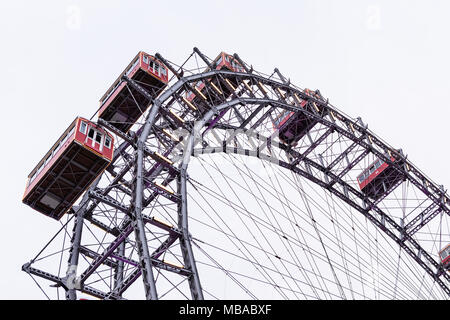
[0, 0, 449, 299]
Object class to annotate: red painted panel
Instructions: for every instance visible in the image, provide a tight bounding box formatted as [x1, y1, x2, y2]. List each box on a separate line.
[98, 52, 168, 120]
[23, 122, 78, 200]
[23, 117, 114, 201]
[357, 157, 395, 190]
[75, 118, 114, 161]
[273, 111, 294, 130]
[443, 256, 450, 267]
[139, 52, 169, 83]
[273, 100, 307, 130]
[218, 53, 244, 72]
[439, 244, 450, 267]
[98, 62, 141, 118]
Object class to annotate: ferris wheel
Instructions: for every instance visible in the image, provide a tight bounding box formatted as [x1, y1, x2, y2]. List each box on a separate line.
[22, 48, 449, 300]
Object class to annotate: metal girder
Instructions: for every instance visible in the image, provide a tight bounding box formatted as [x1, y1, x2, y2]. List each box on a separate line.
[88, 190, 129, 213]
[65, 180, 98, 300]
[405, 204, 444, 237]
[334, 148, 371, 180]
[97, 118, 136, 145]
[80, 246, 119, 268]
[144, 178, 180, 203]
[130, 138, 158, 299]
[290, 127, 334, 167]
[22, 264, 117, 300]
[155, 52, 183, 79]
[105, 234, 180, 299]
[81, 244, 191, 277]
[177, 171, 204, 299]
[327, 139, 361, 170]
[79, 224, 134, 282]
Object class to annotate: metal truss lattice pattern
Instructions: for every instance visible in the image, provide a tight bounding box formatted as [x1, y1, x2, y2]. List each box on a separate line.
[22, 48, 449, 300]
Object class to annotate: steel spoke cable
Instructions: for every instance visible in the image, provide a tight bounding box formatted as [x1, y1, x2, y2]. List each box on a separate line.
[157, 275, 189, 300]
[248, 160, 316, 299]
[191, 154, 432, 298]
[232, 149, 329, 298]
[291, 172, 346, 299]
[268, 158, 438, 296]
[414, 212, 448, 298]
[319, 134, 359, 297]
[258, 157, 321, 298]
[188, 210, 389, 299]
[298, 132, 356, 297]
[190, 216, 386, 299]
[193, 255, 324, 299]
[192, 236, 380, 300]
[190, 158, 291, 299]
[187, 171, 293, 299]
[27, 273, 51, 300]
[220, 154, 306, 299]
[197, 152, 390, 280]
[227, 155, 339, 297]
[193, 168, 394, 298]
[323, 185, 355, 299]
[188, 162, 406, 300]
[29, 213, 76, 263]
[376, 182, 442, 297]
[201, 287, 220, 300]
[192, 240, 258, 299]
[190, 158, 394, 292]
[193, 238, 337, 299]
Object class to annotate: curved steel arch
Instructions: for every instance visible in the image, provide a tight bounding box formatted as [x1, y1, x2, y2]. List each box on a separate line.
[22, 48, 449, 299]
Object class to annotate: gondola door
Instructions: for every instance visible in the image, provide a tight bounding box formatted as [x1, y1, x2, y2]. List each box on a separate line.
[86, 125, 104, 154]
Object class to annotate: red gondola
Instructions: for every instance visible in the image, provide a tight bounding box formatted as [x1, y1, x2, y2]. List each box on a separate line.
[439, 244, 450, 269]
[356, 155, 404, 200]
[22, 117, 114, 220]
[98, 51, 169, 133]
[184, 52, 244, 108]
[273, 88, 323, 145]
[209, 51, 244, 73]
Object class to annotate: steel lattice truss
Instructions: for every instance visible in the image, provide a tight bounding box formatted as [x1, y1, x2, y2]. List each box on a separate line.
[22, 48, 450, 300]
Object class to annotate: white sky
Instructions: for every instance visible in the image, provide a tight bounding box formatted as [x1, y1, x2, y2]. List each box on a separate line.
[0, 0, 449, 299]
